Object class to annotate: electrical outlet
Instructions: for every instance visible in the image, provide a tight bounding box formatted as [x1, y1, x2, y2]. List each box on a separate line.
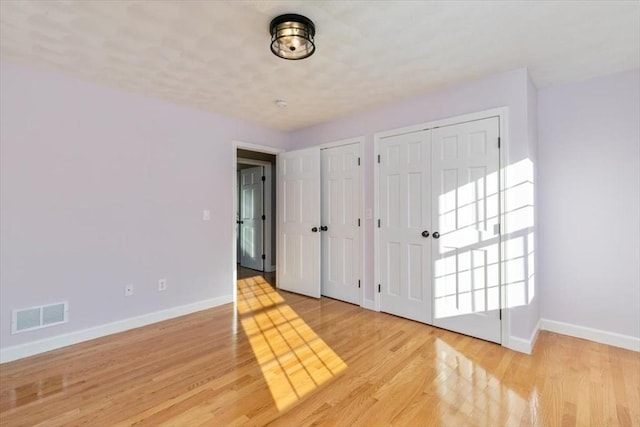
[158, 279, 167, 291]
[125, 284, 134, 296]
[203, 209, 211, 221]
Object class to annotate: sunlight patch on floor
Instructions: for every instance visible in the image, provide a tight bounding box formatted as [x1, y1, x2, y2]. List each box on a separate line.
[237, 275, 347, 411]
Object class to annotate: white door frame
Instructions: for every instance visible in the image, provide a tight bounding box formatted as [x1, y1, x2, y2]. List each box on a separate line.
[373, 107, 511, 346]
[232, 141, 283, 302]
[237, 158, 273, 272]
[319, 137, 365, 307]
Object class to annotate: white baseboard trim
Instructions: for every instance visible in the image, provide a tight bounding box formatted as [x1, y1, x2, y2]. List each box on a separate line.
[540, 319, 640, 352]
[506, 319, 541, 355]
[0, 295, 233, 364]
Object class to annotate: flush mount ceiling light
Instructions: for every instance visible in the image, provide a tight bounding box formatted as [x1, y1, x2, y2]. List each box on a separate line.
[270, 14, 316, 60]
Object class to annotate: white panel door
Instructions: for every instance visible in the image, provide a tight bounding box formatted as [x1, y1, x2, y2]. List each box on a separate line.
[240, 166, 264, 271]
[431, 117, 501, 343]
[379, 131, 432, 323]
[321, 143, 361, 305]
[277, 147, 321, 298]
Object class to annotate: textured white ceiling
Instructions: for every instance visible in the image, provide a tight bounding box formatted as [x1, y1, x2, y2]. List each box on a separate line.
[1, 1, 638, 131]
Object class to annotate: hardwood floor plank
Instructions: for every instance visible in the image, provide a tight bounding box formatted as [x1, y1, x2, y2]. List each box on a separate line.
[1, 271, 639, 426]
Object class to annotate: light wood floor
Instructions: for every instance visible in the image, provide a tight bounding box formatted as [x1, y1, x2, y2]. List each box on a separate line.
[1, 273, 638, 426]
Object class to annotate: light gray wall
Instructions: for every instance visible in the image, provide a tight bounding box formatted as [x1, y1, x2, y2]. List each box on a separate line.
[0, 62, 287, 349]
[538, 68, 640, 338]
[5, 59, 635, 354]
[507, 71, 540, 340]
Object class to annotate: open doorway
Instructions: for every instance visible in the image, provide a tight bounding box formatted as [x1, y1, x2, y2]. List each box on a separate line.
[235, 147, 278, 291]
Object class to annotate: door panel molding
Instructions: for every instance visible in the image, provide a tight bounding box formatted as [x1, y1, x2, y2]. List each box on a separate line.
[239, 166, 265, 271]
[377, 131, 432, 323]
[374, 107, 510, 346]
[431, 117, 501, 343]
[321, 142, 362, 305]
[276, 147, 322, 298]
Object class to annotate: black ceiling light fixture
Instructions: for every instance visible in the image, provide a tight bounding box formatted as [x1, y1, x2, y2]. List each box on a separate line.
[270, 14, 316, 60]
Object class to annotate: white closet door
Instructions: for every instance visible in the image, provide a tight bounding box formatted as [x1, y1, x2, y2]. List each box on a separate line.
[431, 117, 501, 343]
[321, 143, 361, 305]
[277, 147, 321, 298]
[239, 166, 264, 271]
[379, 131, 432, 323]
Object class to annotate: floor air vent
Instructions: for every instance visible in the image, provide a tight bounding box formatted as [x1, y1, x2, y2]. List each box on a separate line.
[12, 302, 68, 334]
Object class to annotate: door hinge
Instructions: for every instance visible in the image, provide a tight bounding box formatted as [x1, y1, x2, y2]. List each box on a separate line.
[358, 218, 361, 227]
[358, 280, 361, 289]
[377, 154, 381, 163]
[358, 157, 361, 166]
[378, 284, 381, 293]
[378, 219, 381, 228]
[262, 214, 266, 220]
[261, 176, 266, 181]
[499, 309, 502, 320]
[261, 254, 266, 260]
[498, 137, 501, 149]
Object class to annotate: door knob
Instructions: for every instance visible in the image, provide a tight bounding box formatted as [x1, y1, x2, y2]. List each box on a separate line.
[432, 231, 440, 239]
[237, 220, 244, 224]
[421, 230, 430, 238]
[311, 227, 318, 232]
[320, 226, 328, 231]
